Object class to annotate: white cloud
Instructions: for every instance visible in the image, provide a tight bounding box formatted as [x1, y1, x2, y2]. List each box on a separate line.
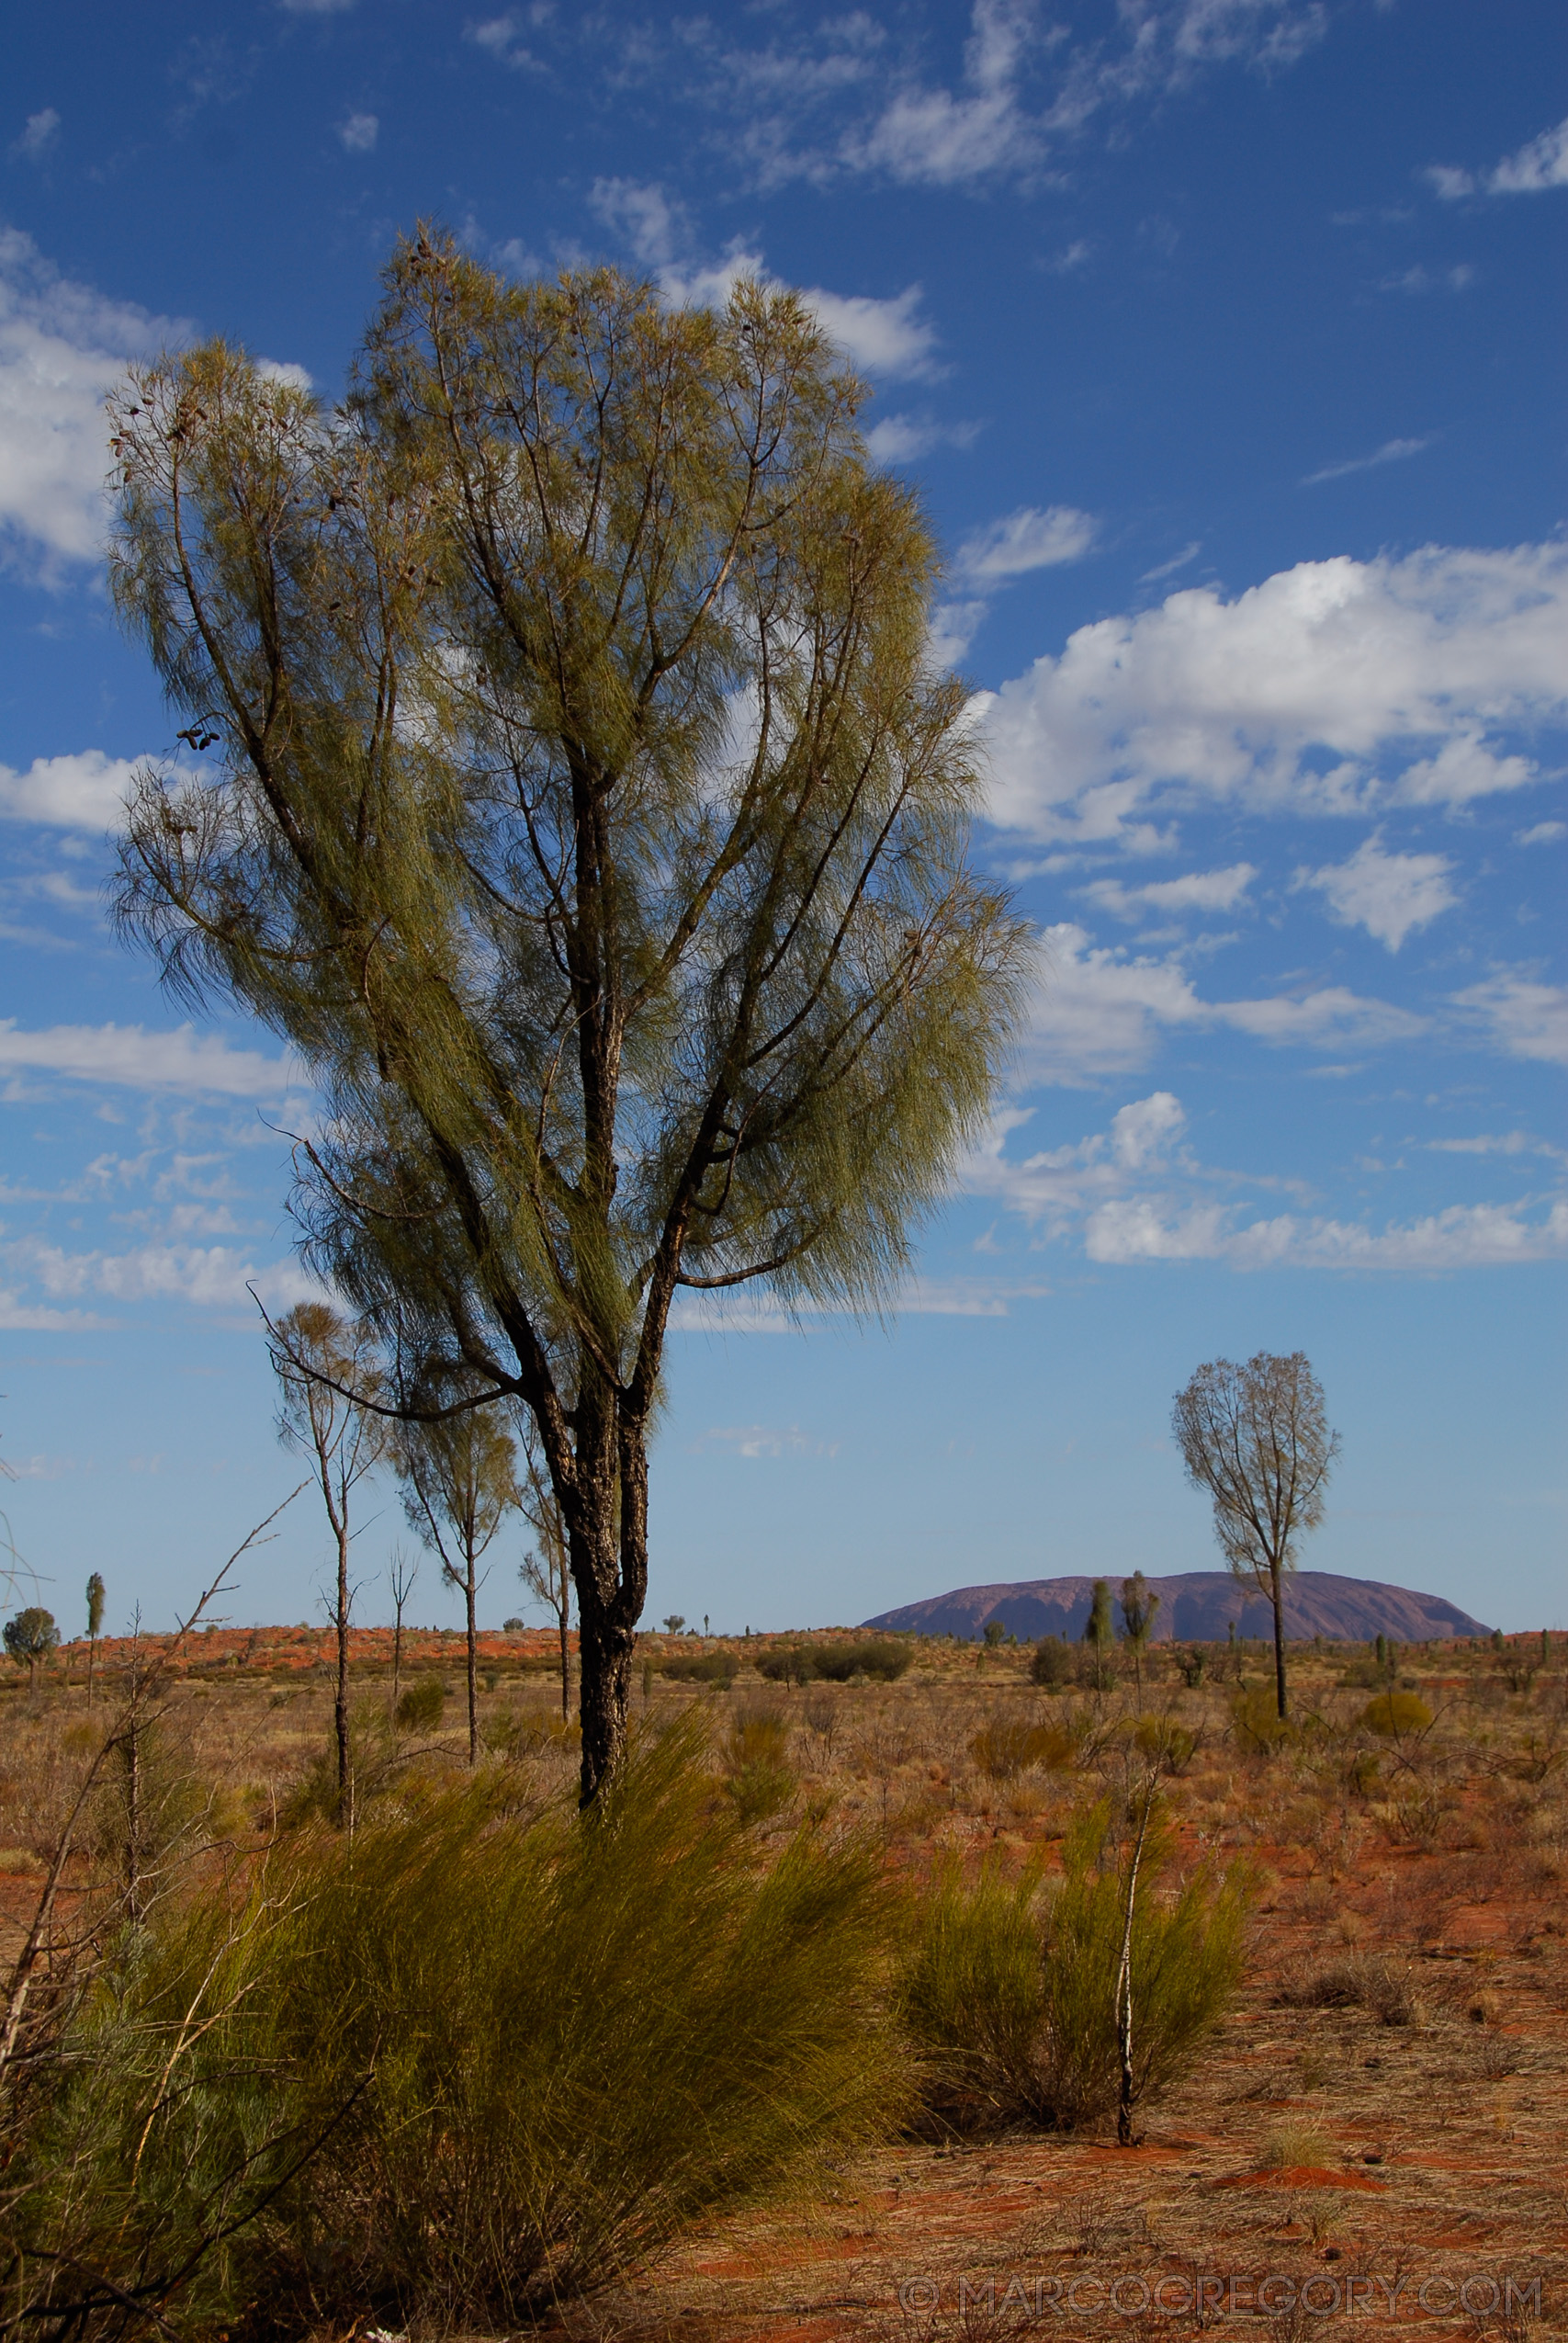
[465, 14, 539, 68]
[692, 1422, 839, 1458]
[12, 108, 61, 163]
[1451, 977, 1568, 1069]
[0, 749, 144, 830]
[1138, 541, 1201, 584]
[0, 229, 185, 575]
[646, 222, 939, 381]
[863, 413, 979, 466]
[1302, 436, 1432, 487]
[1381, 264, 1474, 295]
[956, 504, 1099, 583]
[1429, 116, 1568, 201]
[1296, 835, 1458, 951]
[1084, 1197, 1568, 1271]
[1080, 862, 1257, 922]
[1021, 922, 1422, 1082]
[978, 541, 1568, 845]
[338, 111, 378, 153]
[847, 0, 1045, 187]
[1517, 821, 1565, 846]
[966, 1089, 1567, 1273]
[0, 1022, 307, 1098]
[5, 1235, 314, 1312]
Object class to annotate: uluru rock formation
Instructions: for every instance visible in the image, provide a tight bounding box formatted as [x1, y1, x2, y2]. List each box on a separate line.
[863, 1569, 1489, 1644]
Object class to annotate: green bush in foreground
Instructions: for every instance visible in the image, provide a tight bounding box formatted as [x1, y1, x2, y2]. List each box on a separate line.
[897, 1799, 1250, 2134]
[1359, 1690, 1433, 1738]
[22, 1719, 904, 2331]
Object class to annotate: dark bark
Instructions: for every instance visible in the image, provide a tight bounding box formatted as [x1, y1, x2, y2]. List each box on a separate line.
[1269, 1557, 1288, 1721]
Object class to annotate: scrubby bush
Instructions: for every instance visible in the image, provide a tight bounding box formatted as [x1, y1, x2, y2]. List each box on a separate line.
[723, 1709, 796, 1826]
[395, 1675, 446, 1732]
[1359, 1691, 1433, 1738]
[22, 1720, 905, 2329]
[968, 1716, 1076, 1781]
[1279, 1951, 1417, 2027]
[1030, 1636, 1074, 1691]
[896, 1855, 1050, 2130]
[1231, 1685, 1295, 1752]
[753, 1637, 911, 1685]
[660, 1647, 737, 1686]
[898, 1800, 1251, 2134]
[1132, 1715, 1198, 1774]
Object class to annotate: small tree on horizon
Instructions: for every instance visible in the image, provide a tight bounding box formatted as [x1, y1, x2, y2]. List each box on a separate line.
[394, 1372, 521, 1765]
[268, 1302, 386, 1825]
[1119, 1571, 1159, 1703]
[386, 1544, 419, 1715]
[4, 1606, 59, 1692]
[85, 1571, 107, 1706]
[518, 1419, 572, 1723]
[1172, 1351, 1338, 1722]
[1082, 1579, 1114, 1698]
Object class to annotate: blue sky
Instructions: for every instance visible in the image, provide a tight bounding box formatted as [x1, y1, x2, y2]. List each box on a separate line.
[0, 0, 1563, 1641]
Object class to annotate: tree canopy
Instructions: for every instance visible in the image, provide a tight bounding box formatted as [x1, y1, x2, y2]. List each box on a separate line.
[107, 232, 1030, 1795]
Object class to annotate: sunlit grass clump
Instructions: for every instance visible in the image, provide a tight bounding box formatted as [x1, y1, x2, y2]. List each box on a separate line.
[28, 1718, 903, 2328]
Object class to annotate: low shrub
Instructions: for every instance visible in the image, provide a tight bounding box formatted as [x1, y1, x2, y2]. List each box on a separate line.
[395, 1675, 446, 1732]
[1132, 1715, 1198, 1774]
[1260, 2122, 1336, 2170]
[660, 1648, 737, 1686]
[968, 1717, 1076, 1781]
[898, 1799, 1251, 2134]
[895, 1854, 1050, 2130]
[1231, 1686, 1294, 1753]
[1359, 1691, 1433, 1738]
[24, 1718, 905, 2329]
[754, 1637, 911, 1684]
[1030, 1636, 1074, 1691]
[724, 1709, 796, 1826]
[1279, 1952, 1417, 2026]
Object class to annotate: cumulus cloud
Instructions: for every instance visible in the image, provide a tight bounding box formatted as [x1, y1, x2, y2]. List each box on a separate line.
[846, 0, 1047, 187]
[1429, 115, 1568, 201]
[0, 1022, 307, 1098]
[0, 749, 143, 829]
[338, 111, 378, 152]
[863, 413, 981, 465]
[965, 1089, 1567, 1273]
[1022, 923, 1422, 1082]
[0, 229, 184, 575]
[465, 14, 540, 69]
[1450, 977, 1568, 1069]
[955, 504, 1099, 583]
[1295, 835, 1458, 951]
[978, 541, 1568, 845]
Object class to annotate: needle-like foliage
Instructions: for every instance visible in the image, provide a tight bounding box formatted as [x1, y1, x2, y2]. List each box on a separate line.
[107, 233, 1031, 1796]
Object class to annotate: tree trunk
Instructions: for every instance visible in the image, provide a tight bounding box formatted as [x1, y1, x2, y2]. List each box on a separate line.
[86, 1636, 96, 1708]
[391, 1607, 403, 1714]
[464, 1562, 478, 1767]
[567, 1398, 649, 1805]
[335, 1523, 352, 1831]
[557, 1572, 570, 1723]
[1269, 1557, 1288, 1720]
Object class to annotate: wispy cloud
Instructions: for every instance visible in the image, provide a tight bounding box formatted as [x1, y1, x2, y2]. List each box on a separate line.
[338, 111, 378, 153]
[1302, 436, 1432, 487]
[4, 1235, 314, 1313]
[0, 1022, 308, 1099]
[955, 504, 1099, 583]
[1427, 115, 1568, 201]
[1450, 976, 1568, 1069]
[1079, 863, 1257, 923]
[1138, 541, 1201, 584]
[11, 108, 60, 164]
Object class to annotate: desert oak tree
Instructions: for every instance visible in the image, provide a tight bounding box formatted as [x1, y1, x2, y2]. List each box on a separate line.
[393, 1374, 520, 1764]
[107, 236, 1028, 1799]
[1171, 1351, 1338, 1721]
